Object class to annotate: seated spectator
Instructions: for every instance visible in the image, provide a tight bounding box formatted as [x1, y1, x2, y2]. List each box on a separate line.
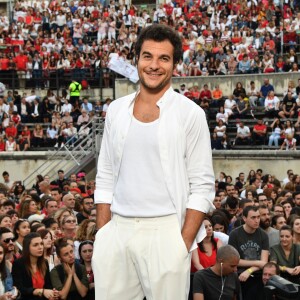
[46, 124, 58, 147]
[77, 110, 89, 129]
[30, 98, 42, 123]
[227, 55, 238, 74]
[193, 245, 240, 300]
[0, 136, 5, 152]
[5, 121, 17, 140]
[262, 52, 275, 73]
[238, 54, 251, 74]
[17, 97, 30, 123]
[31, 124, 44, 148]
[252, 118, 267, 145]
[215, 59, 227, 75]
[278, 92, 296, 119]
[268, 118, 282, 148]
[247, 81, 260, 108]
[50, 238, 88, 300]
[280, 134, 297, 150]
[233, 82, 246, 99]
[264, 91, 280, 118]
[214, 119, 226, 139]
[62, 111, 73, 125]
[224, 95, 237, 118]
[211, 85, 224, 107]
[235, 95, 248, 118]
[191, 218, 223, 272]
[65, 122, 77, 147]
[41, 98, 52, 123]
[216, 106, 228, 124]
[12, 233, 58, 300]
[211, 133, 222, 150]
[188, 58, 201, 76]
[235, 121, 251, 145]
[81, 98, 93, 114]
[5, 136, 17, 152]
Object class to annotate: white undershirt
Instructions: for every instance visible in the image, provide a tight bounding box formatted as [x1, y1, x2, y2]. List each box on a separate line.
[113, 116, 176, 217]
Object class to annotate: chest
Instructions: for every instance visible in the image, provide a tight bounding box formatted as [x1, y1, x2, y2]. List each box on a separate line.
[133, 101, 160, 123]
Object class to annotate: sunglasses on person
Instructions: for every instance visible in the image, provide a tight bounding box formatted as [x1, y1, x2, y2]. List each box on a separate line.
[3, 237, 15, 244]
[65, 219, 77, 224]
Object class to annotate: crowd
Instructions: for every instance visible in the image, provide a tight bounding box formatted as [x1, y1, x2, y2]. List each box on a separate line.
[0, 167, 300, 299]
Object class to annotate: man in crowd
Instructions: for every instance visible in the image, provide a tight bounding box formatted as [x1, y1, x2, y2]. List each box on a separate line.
[228, 206, 269, 300]
[252, 118, 267, 145]
[235, 121, 251, 146]
[0, 227, 17, 263]
[44, 198, 59, 217]
[50, 187, 63, 207]
[76, 197, 94, 224]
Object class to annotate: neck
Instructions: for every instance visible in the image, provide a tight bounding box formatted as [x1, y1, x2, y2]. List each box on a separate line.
[211, 265, 222, 276]
[30, 255, 38, 266]
[139, 84, 170, 105]
[16, 237, 23, 244]
[203, 236, 211, 243]
[243, 224, 256, 234]
[85, 261, 91, 268]
[282, 243, 292, 251]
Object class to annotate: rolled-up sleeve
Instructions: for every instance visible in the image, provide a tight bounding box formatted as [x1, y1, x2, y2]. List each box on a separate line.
[94, 106, 114, 204]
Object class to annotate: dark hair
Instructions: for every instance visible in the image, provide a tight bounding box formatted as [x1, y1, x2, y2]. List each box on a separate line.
[279, 225, 293, 235]
[211, 214, 229, 234]
[263, 262, 280, 275]
[0, 215, 11, 227]
[2, 200, 15, 209]
[31, 223, 45, 232]
[39, 229, 53, 256]
[42, 217, 58, 229]
[13, 219, 30, 239]
[0, 245, 7, 280]
[243, 205, 258, 217]
[54, 237, 71, 257]
[135, 24, 182, 65]
[198, 218, 217, 253]
[23, 232, 47, 277]
[225, 196, 239, 209]
[0, 227, 12, 240]
[78, 240, 93, 263]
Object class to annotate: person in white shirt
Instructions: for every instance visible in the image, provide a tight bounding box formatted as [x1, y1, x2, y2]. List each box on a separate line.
[235, 121, 251, 145]
[92, 24, 214, 300]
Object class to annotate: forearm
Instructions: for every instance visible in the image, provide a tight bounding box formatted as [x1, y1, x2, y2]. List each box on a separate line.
[58, 275, 72, 300]
[238, 259, 263, 268]
[181, 209, 206, 252]
[96, 203, 111, 229]
[73, 273, 88, 297]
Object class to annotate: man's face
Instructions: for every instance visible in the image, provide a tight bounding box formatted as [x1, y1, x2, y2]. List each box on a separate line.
[262, 266, 277, 285]
[46, 200, 58, 215]
[225, 204, 238, 216]
[1, 232, 15, 253]
[70, 174, 77, 182]
[225, 186, 235, 196]
[137, 39, 174, 94]
[63, 195, 75, 209]
[259, 208, 270, 229]
[221, 256, 239, 276]
[258, 195, 268, 206]
[243, 210, 260, 230]
[58, 172, 64, 180]
[239, 174, 245, 182]
[51, 190, 62, 202]
[82, 198, 94, 214]
[3, 175, 9, 182]
[219, 191, 225, 200]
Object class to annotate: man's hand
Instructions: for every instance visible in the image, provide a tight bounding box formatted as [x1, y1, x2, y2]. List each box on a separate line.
[239, 270, 251, 282]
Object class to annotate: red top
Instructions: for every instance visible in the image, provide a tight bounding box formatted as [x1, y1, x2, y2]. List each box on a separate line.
[32, 271, 45, 289]
[191, 238, 218, 273]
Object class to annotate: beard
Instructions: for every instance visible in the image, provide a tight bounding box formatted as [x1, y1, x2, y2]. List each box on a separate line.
[260, 219, 270, 229]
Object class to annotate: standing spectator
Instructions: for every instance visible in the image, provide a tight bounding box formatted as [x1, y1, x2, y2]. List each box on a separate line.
[14, 51, 28, 89]
[235, 121, 251, 145]
[252, 118, 267, 145]
[17, 97, 30, 123]
[259, 78, 274, 106]
[69, 80, 82, 105]
[228, 206, 269, 300]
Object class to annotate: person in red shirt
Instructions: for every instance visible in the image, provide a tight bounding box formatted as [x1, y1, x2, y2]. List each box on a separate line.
[252, 118, 267, 145]
[5, 121, 17, 139]
[14, 51, 28, 89]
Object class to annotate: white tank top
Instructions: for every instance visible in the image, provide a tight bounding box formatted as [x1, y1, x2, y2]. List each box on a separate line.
[113, 116, 176, 217]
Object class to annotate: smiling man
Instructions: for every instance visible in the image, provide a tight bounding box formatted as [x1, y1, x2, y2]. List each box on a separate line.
[92, 24, 215, 300]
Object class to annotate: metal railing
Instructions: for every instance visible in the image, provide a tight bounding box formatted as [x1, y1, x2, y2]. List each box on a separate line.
[23, 116, 104, 188]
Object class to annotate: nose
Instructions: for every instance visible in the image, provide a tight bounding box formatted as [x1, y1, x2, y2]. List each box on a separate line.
[149, 58, 159, 70]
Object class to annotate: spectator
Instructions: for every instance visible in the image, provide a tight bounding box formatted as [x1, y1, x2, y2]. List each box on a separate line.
[5, 121, 17, 139]
[50, 238, 88, 299]
[238, 54, 251, 74]
[30, 98, 42, 123]
[5, 136, 17, 152]
[224, 95, 237, 119]
[211, 85, 224, 107]
[268, 118, 282, 148]
[235, 95, 248, 118]
[235, 121, 251, 145]
[259, 79, 274, 106]
[247, 81, 260, 108]
[280, 134, 297, 150]
[252, 118, 267, 145]
[264, 91, 280, 118]
[31, 124, 44, 148]
[12, 233, 58, 300]
[278, 92, 296, 119]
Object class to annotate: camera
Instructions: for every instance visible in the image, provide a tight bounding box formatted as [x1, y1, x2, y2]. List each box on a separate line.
[265, 275, 300, 300]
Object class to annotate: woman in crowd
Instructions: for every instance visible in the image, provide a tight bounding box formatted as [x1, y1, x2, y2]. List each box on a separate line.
[191, 218, 223, 272]
[19, 199, 38, 219]
[268, 118, 282, 148]
[74, 219, 96, 259]
[54, 208, 74, 228]
[270, 225, 300, 283]
[289, 215, 300, 245]
[78, 241, 94, 300]
[39, 230, 59, 272]
[60, 215, 77, 239]
[12, 233, 58, 300]
[13, 219, 31, 256]
[31, 124, 44, 148]
[0, 215, 12, 231]
[0, 244, 18, 299]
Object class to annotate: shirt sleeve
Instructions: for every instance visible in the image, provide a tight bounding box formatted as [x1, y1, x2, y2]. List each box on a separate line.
[50, 268, 64, 291]
[192, 271, 205, 294]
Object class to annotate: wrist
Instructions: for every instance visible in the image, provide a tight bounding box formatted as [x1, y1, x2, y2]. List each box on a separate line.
[280, 266, 286, 272]
[247, 268, 253, 275]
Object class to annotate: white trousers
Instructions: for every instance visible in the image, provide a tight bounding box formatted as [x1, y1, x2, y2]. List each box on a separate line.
[92, 214, 191, 300]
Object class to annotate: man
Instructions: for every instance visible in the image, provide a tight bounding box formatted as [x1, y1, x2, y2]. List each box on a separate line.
[76, 197, 94, 224]
[179, 83, 188, 95]
[69, 79, 82, 105]
[278, 92, 296, 119]
[262, 262, 280, 286]
[1, 171, 13, 189]
[92, 24, 215, 300]
[5, 121, 17, 139]
[282, 169, 293, 185]
[62, 194, 77, 214]
[51, 187, 63, 207]
[293, 191, 300, 207]
[235, 172, 246, 193]
[81, 98, 93, 113]
[259, 78, 274, 106]
[228, 206, 269, 300]
[0, 227, 17, 263]
[44, 198, 59, 217]
[50, 238, 88, 299]
[252, 118, 267, 145]
[51, 170, 66, 190]
[271, 214, 287, 230]
[235, 121, 251, 145]
[193, 245, 241, 300]
[259, 205, 279, 247]
[211, 85, 224, 107]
